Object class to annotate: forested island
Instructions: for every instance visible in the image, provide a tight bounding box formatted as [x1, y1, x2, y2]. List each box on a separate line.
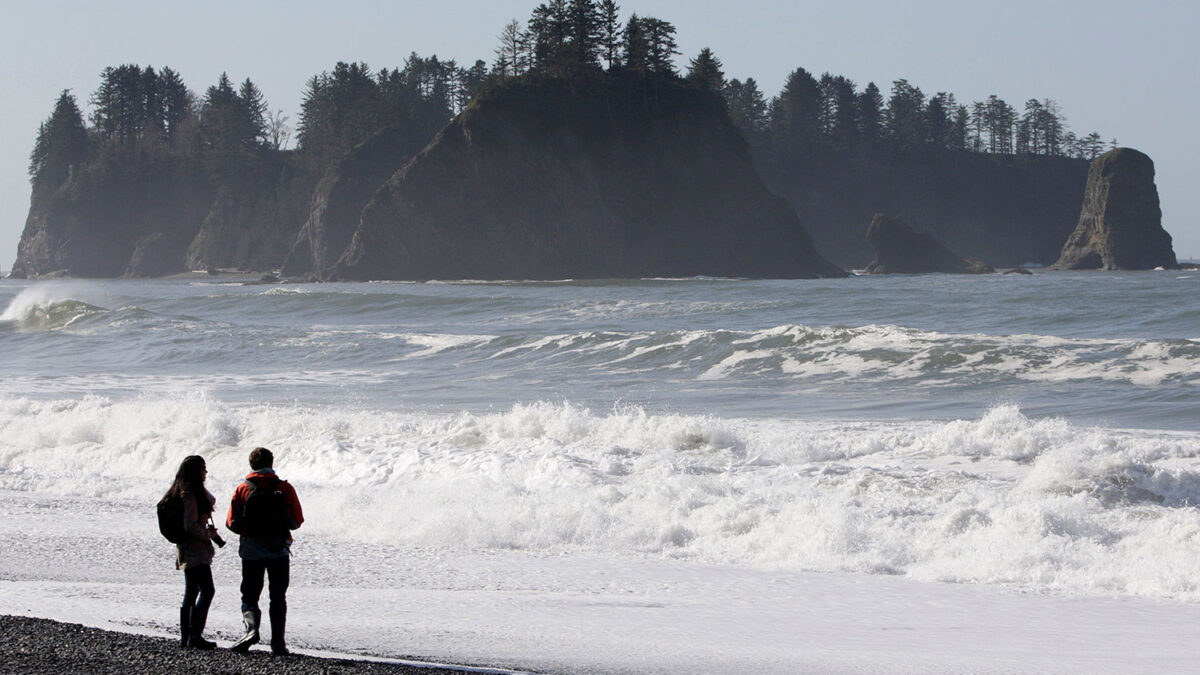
[10, 0, 1166, 280]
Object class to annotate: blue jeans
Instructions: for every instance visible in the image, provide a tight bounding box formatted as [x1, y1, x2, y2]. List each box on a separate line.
[182, 564, 214, 615]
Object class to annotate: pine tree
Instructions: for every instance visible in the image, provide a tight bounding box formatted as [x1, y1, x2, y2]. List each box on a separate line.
[598, 0, 621, 69]
[621, 14, 649, 72]
[925, 92, 951, 149]
[238, 79, 269, 148]
[857, 82, 884, 151]
[826, 75, 858, 150]
[724, 77, 769, 141]
[159, 67, 192, 144]
[565, 0, 602, 73]
[885, 79, 925, 152]
[641, 17, 679, 76]
[770, 67, 822, 155]
[685, 48, 725, 91]
[950, 104, 969, 151]
[28, 90, 89, 187]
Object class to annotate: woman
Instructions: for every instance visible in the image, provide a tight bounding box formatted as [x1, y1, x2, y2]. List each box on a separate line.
[161, 455, 219, 649]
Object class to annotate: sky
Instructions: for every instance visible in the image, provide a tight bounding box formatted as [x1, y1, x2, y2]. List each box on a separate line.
[1, 0, 1198, 270]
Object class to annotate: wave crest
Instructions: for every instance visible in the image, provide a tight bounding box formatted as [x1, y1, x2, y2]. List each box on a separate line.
[3, 395, 1200, 600]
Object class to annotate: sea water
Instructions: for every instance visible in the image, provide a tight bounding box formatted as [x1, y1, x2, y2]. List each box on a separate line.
[1, 272, 1198, 673]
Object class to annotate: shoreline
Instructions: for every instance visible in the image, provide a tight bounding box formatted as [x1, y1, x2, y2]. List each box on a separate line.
[0, 614, 520, 675]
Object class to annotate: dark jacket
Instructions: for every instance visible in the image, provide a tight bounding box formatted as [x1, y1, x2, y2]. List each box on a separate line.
[176, 488, 216, 570]
[226, 468, 304, 561]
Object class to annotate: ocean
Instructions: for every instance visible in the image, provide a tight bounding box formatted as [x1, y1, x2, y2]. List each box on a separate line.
[1, 271, 1199, 673]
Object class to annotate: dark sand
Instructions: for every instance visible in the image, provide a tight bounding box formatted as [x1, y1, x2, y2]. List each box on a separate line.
[0, 615, 488, 674]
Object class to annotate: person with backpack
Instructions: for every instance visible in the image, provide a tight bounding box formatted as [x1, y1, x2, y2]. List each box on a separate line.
[226, 446, 304, 656]
[158, 455, 221, 650]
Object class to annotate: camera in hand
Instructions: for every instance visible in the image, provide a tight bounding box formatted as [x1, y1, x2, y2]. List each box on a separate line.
[210, 530, 226, 548]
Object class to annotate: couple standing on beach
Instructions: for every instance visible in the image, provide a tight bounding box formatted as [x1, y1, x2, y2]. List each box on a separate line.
[161, 447, 305, 655]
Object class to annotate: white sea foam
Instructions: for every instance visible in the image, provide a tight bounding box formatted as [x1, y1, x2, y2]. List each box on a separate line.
[3, 393, 1198, 601]
[0, 284, 109, 330]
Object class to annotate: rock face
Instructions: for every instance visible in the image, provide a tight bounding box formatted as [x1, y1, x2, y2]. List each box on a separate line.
[10, 148, 317, 279]
[281, 126, 430, 278]
[1053, 148, 1175, 270]
[332, 76, 846, 281]
[759, 149, 1090, 269]
[11, 154, 214, 278]
[863, 213, 994, 274]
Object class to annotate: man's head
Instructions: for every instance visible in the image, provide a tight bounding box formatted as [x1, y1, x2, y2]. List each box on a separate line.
[249, 446, 274, 470]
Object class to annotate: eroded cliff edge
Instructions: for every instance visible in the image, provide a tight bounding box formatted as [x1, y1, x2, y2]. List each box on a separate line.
[1054, 148, 1175, 270]
[331, 75, 846, 281]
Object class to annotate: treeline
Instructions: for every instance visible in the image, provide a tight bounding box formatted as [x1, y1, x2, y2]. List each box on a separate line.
[30, 0, 1111, 191]
[27, 54, 485, 188]
[490, 1, 1110, 161]
[296, 56, 487, 166]
[716, 67, 1110, 160]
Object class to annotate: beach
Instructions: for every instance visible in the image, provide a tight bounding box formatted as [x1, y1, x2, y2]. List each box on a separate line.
[0, 615, 484, 674]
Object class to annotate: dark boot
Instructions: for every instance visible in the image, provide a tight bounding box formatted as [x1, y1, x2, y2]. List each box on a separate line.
[179, 607, 191, 648]
[269, 606, 289, 656]
[230, 609, 260, 653]
[187, 602, 216, 650]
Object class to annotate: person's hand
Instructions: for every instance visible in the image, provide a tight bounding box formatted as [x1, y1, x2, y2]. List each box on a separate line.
[206, 524, 218, 538]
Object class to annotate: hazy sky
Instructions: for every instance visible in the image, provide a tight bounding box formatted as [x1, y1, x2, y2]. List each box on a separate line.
[2, 0, 1198, 269]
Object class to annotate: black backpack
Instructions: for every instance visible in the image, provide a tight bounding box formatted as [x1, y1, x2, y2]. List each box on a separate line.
[157, 493, 187, 544]
[239, 478, 292, 540]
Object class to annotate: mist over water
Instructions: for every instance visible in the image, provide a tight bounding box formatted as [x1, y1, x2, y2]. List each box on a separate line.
[2, 271, 1199, 601]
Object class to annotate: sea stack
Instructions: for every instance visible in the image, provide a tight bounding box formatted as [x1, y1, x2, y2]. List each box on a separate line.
[862, 213, 993, 274]
[1053, 148, 1175, 270]
[331, 75, 846, 281]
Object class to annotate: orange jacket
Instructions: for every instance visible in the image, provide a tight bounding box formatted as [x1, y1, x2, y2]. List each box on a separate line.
[226, 470, 304, 537]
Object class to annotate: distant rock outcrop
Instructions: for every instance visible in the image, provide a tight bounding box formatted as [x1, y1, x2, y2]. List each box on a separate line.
[1053, 148, 1176, 270]
[862, 214, 994, 274]
[9, 148, 316, 279]
[331, 76, 846, 281]
[11, 154, 214, 278]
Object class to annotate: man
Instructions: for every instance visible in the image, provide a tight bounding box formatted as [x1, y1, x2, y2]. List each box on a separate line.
[226, 446, 304, 656]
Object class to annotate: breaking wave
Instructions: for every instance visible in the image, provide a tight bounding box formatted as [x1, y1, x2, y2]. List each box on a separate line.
[3, 393, 1199, 601]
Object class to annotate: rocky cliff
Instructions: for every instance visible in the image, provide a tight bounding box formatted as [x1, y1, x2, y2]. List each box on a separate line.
[281, 126, 433, 278]
[332, 76, 845, 281]
[1053, 148, 1175, 270]
[10, 146, 317, 278]
[758, 149, 1090, 269]
[863, 213, 994, 274]
[12, 149, 213, 278]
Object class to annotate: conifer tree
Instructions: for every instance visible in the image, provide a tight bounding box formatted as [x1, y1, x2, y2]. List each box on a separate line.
[724, 77, 769, 143]
[598, 0, 621, 69]
[857, 81, 884, 151]
[238, 79, 269, 148]
[159, 67, 192, 144]
[28, 90, 89, 187]
[686, 48, 725, 91]
[885, 79, 925, 152]
[621, 14, 649, 72]
[565, 0, 603, 73]
[771, 67, 822, 154]
[641, 17, 679, 75]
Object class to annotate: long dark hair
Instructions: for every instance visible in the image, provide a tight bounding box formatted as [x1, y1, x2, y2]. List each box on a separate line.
[161, 455, 212, 519]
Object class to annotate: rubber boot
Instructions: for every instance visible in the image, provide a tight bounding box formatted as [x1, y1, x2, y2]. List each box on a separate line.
[179, 607, 191, 648]
[230, 609, 260, 653]
[187, 602, 216, 650]
[269, 606, 289, 656]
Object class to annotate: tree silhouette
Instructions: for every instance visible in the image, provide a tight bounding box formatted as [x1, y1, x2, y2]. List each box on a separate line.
[28, 90, 88, 187]
[686, 48, 725, 91]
